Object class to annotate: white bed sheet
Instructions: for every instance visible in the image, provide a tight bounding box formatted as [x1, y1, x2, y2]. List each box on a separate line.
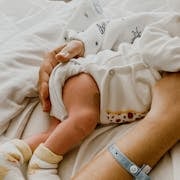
[0, 0, 180, 179]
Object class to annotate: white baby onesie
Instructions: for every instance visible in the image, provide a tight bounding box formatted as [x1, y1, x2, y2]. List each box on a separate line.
[49, 13, 180, 124]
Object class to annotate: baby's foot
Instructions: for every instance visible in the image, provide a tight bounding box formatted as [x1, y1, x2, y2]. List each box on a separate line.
[0, 139, 32, 180]
[28, 144, 63, 180]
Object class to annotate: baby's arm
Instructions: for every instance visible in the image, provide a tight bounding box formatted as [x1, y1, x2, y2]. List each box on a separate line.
[38, 40, 84, 112]
[67, 13, 163, 55]
[139, 13, 180, 72]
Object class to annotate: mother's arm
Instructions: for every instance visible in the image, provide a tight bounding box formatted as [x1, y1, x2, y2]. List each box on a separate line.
[72, 72, 180, 180]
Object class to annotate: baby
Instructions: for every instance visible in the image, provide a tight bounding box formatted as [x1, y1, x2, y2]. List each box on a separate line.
[0, 13, 180, 180]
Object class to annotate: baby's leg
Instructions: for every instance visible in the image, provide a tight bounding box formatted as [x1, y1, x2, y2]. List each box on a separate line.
[0, 109, 60, 180]
[25, 72, 99, 154]
[0, 115, 61, 180]
[28, 73, 100, 180]
[24, 116, 60, 152]
[44, 73, 100, 155]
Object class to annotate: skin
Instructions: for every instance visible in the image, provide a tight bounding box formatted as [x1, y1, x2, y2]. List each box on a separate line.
[25, 40, 180, 179]
[72, 73, 180, 179]
[25, 40, 99, 155]
[38, 40, 85, 112]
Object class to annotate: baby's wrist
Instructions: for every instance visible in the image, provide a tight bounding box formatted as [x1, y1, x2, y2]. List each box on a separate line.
[78, 40, 85, 57]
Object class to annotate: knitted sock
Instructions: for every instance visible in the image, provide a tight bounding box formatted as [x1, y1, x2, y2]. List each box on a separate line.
[27, 144, 63, 180]
[0, 139, 32, 180]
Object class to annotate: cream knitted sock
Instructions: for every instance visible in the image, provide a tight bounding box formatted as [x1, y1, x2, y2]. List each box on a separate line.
[27, 144, 63, 180]
[0, 139, 32, 180]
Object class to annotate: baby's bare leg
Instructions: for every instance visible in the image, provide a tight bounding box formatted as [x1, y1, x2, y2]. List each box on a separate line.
[43, 73, 100, 155]
[27, 73, 100, 179]
[25, 73, 99, 155]
[72, 73, 180, 180]
[24, 117, 60, 152]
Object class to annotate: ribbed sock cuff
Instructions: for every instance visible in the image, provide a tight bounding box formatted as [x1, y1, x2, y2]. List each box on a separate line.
[34, 144, 63, 164]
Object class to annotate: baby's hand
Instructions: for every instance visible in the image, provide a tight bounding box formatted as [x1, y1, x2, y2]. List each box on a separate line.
[55, 40, 85, 62]
[38, 40, 84, 112]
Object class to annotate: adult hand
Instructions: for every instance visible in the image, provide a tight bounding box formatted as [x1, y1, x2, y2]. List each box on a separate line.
[38, 40, 85, 112]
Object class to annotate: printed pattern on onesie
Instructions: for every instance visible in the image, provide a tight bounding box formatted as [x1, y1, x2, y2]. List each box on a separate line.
[106, 110, 147, 124]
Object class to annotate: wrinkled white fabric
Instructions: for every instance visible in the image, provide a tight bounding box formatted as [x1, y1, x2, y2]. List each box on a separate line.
[0, 0, 180, 179]
[49, 13, 180, 124]
[0, 0, 104, 135]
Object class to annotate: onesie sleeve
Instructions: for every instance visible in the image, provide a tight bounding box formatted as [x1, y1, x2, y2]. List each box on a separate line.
[139, 14, 180, 72]
[67, 13, 163, 55]
[67, 19, 110, 55]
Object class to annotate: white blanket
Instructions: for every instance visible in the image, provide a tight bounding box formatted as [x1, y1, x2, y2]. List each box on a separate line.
[0, 0, 180, 179]
[0, 0, 105, 135]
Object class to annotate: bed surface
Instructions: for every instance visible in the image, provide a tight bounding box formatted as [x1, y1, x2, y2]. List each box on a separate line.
[0, 0, 180, 179]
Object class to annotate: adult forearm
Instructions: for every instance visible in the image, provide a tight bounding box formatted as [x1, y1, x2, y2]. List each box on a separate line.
[72, 114, 179, 180]
[72, 73, 180, 180]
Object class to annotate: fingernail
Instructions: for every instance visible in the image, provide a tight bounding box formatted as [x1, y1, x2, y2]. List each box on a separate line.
[59, 52, 69, 58]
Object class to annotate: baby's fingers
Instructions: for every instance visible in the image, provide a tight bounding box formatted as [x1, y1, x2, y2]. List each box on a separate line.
[55, 48, 75, 62]
[55, 40, 84, 62]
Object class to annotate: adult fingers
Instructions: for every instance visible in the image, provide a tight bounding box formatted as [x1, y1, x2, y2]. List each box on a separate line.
[39, 81, 51, 112]
[53, 44, 67, 55]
